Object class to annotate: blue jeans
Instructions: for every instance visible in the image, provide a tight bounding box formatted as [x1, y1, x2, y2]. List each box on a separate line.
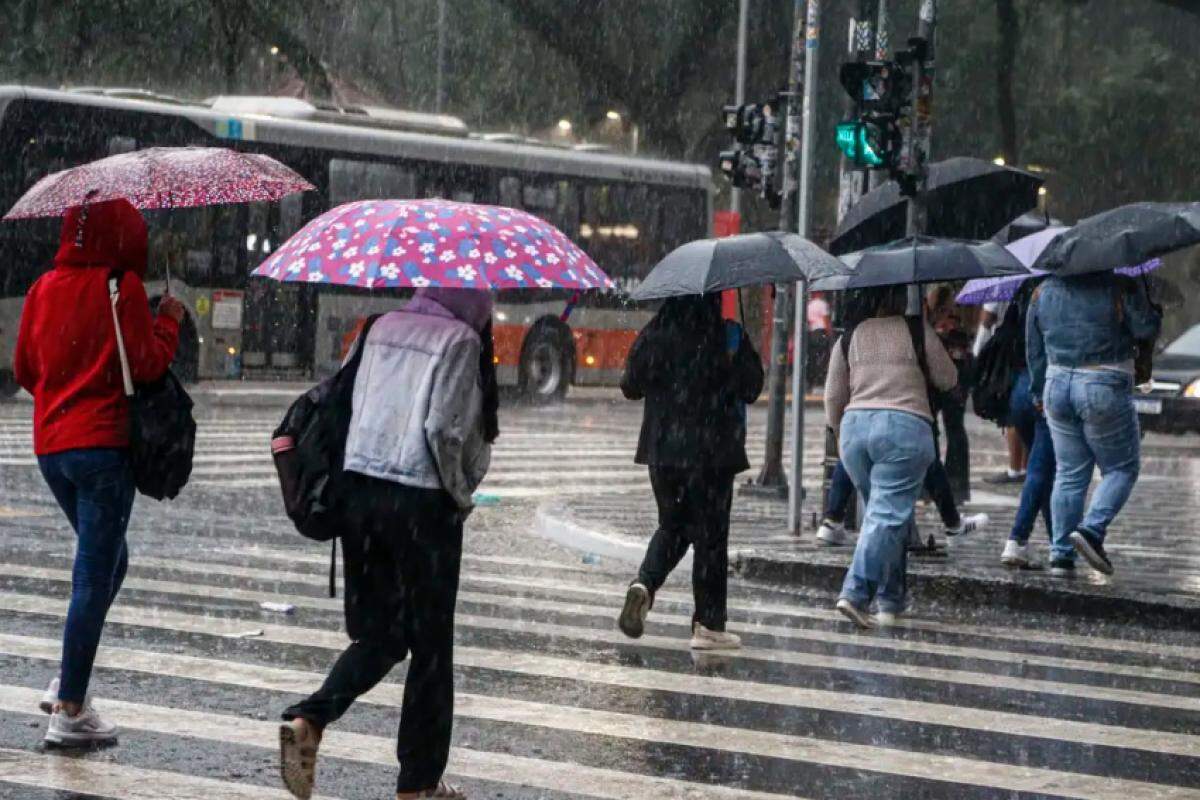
[837, 410, 936, 614]
[825, 454, 958, 528]
[38, 448, 135, 704]
[1008, 370, 1054, 545]
[1043, 367, 1140, 561]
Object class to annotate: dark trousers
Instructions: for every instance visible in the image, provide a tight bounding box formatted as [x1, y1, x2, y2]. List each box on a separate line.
[1008, 370, 1054, 543]
[38, 448, 135, 705]
[636, 467, 735, 631]
[938, 395, 970, 502]
[825, 455, 959, 529]
[283, 474, 464, 794]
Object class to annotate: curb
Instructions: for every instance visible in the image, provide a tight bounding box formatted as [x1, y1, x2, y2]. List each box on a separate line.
[733, 551, 1200, 632]
[537, 499, 1200, 632]
[534, 502, 692, 572]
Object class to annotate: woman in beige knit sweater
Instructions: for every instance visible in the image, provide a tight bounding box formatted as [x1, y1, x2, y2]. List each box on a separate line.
[823, 286, 958, 628]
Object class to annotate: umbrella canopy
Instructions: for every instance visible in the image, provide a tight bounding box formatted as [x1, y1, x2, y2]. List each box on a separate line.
[811, 236, 1028, 292]
[629, 231, 848, 301]
[3, 146, 313, 219]
[254, 199, 612, 290]
[991, 210, 1063, 245]
[828, 157, 1043, 255]
[957, 226, 1162, 305]
[1032, 202, 1200, 277]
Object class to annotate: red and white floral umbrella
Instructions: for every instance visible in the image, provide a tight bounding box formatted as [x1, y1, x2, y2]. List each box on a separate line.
[2, 146, 314, 219]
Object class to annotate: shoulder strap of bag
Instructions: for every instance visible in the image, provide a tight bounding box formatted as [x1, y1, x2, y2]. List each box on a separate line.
[107, 274, 135, 399]
[905, 315, 939, 418]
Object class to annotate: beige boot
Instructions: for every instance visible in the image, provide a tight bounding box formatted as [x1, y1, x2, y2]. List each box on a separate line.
[279, 718, 321, 800]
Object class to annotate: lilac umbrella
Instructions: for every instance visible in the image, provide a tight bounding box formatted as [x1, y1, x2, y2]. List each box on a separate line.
[254, 199, 612, 290]
[957, 226, 1161, 305]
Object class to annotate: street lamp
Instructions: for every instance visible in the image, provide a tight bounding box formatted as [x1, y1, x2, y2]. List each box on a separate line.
[993, 156, 1006, 166]
[605, 110, 622, 122]
[557, 119, 573, 133]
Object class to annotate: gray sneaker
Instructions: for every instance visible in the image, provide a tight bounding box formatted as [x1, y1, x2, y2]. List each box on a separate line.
[44, 704, 117, 747]
[815, 519, 848, 546]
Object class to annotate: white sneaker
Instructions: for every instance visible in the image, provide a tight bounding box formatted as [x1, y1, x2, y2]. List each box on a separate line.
[45, 704, 118, 746]
[945, 512, 989, 537]
[689, 622, 741, 650]
[279, 719, 320, 800]
[1001, 539, 1031, 567]
[39, 677, 59, 714]
[835, 598, 873, 630]
[815, 519, 848, 546]
[873, 611, 901, 627]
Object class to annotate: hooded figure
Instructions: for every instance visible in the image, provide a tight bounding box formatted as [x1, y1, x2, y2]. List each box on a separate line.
[617, 293, 764, 652]
[12, 198, 181, 748]
[280, 287, 495, 800]
[15, 198, 179, 454]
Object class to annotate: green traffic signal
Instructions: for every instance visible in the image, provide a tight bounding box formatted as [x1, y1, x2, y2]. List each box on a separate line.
[836, 121, 886, 168]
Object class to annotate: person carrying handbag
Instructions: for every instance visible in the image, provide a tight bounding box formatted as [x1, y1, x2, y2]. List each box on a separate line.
[13, 198, 182, 746]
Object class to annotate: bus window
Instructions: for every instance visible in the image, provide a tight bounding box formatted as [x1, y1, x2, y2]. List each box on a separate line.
[499, 176, 521, 208]
[329, 158, 416, 204]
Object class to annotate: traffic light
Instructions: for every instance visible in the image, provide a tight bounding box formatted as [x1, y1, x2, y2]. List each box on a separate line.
[718, 101, 781, 207]
[836, 59, 911, 174]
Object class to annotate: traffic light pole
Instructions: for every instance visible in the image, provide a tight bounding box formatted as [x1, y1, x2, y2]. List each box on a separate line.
[749, 0, 812, 498]
[903, 0, 937, 238]
[786, 0, 822, 533]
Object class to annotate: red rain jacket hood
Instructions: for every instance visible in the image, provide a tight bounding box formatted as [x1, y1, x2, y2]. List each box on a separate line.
[13, 199, 179, 455]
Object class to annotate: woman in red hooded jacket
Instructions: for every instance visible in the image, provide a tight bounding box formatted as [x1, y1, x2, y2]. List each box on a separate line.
[13, 198, 183, 746]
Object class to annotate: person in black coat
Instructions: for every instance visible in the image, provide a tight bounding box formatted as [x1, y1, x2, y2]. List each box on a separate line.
[616, 293, 764, 650]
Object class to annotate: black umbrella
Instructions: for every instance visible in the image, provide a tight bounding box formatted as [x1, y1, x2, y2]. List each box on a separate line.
[829, 157, 1044, 255]
[810, 236, 1029, 292]
[1032, 202, 1200, 277]
[630, 231, 848, 301]
[992, 209, 1064, 245]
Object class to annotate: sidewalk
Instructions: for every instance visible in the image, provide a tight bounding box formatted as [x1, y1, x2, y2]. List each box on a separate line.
[539, 459, 1200, 631]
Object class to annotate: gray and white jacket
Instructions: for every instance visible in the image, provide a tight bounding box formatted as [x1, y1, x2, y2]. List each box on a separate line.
[343, 296, 491, 510]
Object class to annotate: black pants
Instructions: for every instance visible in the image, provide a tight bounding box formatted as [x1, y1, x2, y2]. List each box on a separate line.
[938, 394, 970, 502]
[636, 467, 735, 631]
[283, 474, 464, 794]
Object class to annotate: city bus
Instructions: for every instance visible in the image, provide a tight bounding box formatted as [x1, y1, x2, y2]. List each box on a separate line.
[0, 85, 712, 399]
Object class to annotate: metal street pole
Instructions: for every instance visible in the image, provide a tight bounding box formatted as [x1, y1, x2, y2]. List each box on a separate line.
[787, 0, 822, 533]
[731, 0, 750, 217]
[903, 0, 937, 239]
[435, 0, 448, 113]
[750, 0, 810, 497]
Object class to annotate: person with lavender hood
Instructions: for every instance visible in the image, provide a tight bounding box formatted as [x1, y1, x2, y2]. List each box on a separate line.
[279, 287, 499, 800]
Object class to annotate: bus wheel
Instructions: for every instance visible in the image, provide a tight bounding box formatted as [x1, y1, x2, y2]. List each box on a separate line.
[519, 322, 573, 403]
[0, 369, 18, 399]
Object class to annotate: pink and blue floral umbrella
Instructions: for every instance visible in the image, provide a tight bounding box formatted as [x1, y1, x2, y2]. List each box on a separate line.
[253, 199, 612, 290]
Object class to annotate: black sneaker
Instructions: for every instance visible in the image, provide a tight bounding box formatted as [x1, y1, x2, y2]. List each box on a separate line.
[1070, 529, 1114, 576]
[618, 583, 651, 638]
[1049, 558, 1076, 578]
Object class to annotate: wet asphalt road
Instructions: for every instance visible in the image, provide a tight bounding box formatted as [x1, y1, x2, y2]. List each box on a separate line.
[0, 393, 1197, 800]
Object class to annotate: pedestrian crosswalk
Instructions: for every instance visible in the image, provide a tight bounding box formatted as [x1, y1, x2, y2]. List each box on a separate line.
[0, 405, 830, 501]
[0, 513, 1198, 799]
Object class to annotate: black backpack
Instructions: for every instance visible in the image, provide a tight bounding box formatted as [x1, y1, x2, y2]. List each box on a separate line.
[107, 275, 196, 501]
[971, 303, 1023, 425]
[271, 315, 381, 594]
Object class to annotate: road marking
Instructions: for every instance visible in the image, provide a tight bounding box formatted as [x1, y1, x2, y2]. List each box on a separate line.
[112, 554, 1200, 688]
[0, 745, 327, 799]
[2, 582, 1198, 735]
[0, 685, 804, 800]
[4, 630, 1198, 762]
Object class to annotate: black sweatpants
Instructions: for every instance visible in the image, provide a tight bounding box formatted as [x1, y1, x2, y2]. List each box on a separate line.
[282, 474, 464, 794]
[636, 467, 736, 631]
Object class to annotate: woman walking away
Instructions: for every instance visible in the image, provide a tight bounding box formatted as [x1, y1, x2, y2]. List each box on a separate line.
[279, 287, 497, 800]
[14, 199, 183, 745]
[617, 294, 763, 650]
[1027, 271, 1160, 577]
[825, 285, 957, 628]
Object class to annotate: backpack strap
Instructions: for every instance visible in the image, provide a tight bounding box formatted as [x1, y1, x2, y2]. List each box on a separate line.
[107, 272, 135, 399]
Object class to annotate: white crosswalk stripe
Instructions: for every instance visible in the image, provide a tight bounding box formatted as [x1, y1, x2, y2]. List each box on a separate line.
[0, 412, 828, 499]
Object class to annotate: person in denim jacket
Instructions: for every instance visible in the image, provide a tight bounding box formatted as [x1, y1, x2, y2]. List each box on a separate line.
[1026, 271, 1161, 577]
